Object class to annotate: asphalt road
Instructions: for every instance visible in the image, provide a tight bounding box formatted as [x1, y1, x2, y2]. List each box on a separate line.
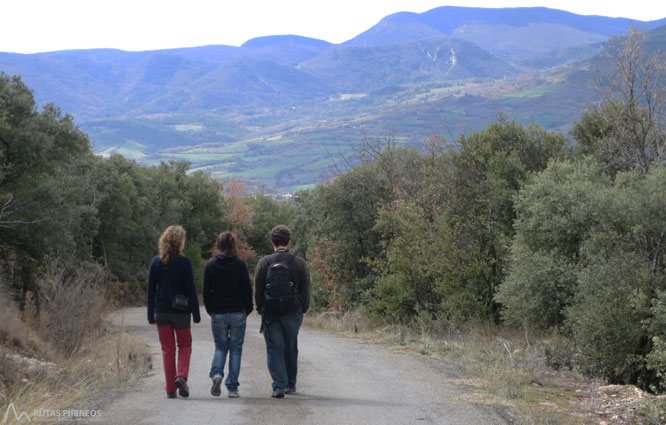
[101, 307, 507, 425]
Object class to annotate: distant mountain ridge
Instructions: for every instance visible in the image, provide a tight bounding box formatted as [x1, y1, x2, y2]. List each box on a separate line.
[2, 6, 664, 120]
[241, 35, 333, 49]
[347, 6, 666, 46]
[346, 6, 666, 62]
[1, 6, 665, 191]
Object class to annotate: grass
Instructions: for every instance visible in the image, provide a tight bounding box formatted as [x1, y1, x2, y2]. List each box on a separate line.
[0, 265, 151, 424]
[0, 330, 149, 425]
[502, 84, 560, 99]
[304, 311, 666, 425]
[163, 153, 233, 162]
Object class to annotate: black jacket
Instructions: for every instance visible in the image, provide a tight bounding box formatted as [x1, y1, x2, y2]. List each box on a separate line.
[147, 255, 201, 324]
[203, 254, 253, 315]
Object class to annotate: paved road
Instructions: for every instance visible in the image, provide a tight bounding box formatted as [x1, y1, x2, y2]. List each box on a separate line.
[101, 308, 507, 425]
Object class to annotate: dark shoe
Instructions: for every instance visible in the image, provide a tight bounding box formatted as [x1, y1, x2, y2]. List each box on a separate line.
[210, 375, 222, 397]
[175, 376, 189, 398]
[167, 392, 177, 399]
[271, 389, 285, 398]
[228, 390, 240, 398]
[285, 386, 296, 394]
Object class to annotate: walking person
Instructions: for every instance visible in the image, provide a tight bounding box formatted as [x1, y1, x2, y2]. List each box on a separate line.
[147, 225, 201, 399]
[203, 231, 253, 398]
[254, 225, 311, 398]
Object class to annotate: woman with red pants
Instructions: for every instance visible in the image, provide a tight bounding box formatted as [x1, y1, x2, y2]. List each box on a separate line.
[147, 225, 201, 398]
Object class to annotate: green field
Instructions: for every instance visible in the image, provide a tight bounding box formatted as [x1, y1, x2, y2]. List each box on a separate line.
[502, 83, 560, 99]
[87, 70, 592, 193]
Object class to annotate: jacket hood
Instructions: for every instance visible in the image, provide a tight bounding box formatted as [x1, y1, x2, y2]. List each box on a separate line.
[210, 254, 238, 271]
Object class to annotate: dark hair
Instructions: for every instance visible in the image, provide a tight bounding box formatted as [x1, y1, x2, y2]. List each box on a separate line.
[270, 225, 291, 247]
[216, 231, 237, 256]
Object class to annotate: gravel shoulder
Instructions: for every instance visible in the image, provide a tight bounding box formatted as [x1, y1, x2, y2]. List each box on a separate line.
[100, 307, 507, 425]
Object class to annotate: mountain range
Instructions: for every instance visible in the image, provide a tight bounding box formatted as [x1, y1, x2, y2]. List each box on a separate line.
[1, 6, 665, 192]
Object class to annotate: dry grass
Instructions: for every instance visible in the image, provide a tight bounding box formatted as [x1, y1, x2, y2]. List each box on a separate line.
[0, 328, 150, 425]
[0, 263, 151, 424]
[304, 310, 375, 335]
[0, 290, 39, 354]
[37, 262, 109, 357]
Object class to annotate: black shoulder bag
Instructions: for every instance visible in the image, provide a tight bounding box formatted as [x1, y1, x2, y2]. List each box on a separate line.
[162, 264, 190, 312]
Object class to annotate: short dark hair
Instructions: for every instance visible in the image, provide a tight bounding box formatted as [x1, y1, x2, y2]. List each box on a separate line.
[270, 225, 291, 247]
[216, 231, 237, 256]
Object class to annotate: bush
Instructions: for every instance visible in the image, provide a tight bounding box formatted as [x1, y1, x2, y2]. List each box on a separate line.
[38, 262, 108, 356]
[567, 232, 651, 384]
[365, 272, 418, 324]
[497, 239, 578, 329]
[496, 160, 611, 328]
[543, 338, 576, 371]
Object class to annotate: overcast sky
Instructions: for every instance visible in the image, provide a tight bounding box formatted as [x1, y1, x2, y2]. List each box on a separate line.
[2, 0, 666, 54]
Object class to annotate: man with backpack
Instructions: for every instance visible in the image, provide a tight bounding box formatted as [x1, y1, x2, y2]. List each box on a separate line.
[254, 225, 311, 398]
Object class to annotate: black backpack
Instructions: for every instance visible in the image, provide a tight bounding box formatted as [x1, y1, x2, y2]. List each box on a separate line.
[263, 254, 299, 315]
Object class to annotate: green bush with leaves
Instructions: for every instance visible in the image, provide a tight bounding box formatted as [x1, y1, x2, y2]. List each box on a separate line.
[496, 159, 611, 328]
[568, 231, 652, 384]
[501, 162, 666, 390]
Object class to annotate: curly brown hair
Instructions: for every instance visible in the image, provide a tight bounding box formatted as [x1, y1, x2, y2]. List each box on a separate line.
[159, 225, 186, 264]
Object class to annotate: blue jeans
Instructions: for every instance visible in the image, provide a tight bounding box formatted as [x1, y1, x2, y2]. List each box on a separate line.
[263, 311, 303, 390]
[209, 312, 247, 391]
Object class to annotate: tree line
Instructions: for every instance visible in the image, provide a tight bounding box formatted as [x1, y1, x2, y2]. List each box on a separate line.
[0, 73, 293, 294]
[289, 29, 666, 392]
[1, 29, 665, 392]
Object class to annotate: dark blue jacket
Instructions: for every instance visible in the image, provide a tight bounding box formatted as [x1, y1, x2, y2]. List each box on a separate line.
[147, 255, 201, 324]
[203, 254, 253, 315]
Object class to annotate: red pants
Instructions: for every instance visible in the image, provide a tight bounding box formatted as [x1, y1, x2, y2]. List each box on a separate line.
[157, 325, 192, 394]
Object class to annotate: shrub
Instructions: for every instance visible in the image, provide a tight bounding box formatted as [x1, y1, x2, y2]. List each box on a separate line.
[496, 160, 611, 328]
[566, 232, 651, 384]
[500, 162, 666, 391]
[0, 289, 31, 350]
[38, 262, 108, 356]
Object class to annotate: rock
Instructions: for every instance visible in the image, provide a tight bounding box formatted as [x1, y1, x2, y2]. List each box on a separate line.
[6, 353, 62, 378]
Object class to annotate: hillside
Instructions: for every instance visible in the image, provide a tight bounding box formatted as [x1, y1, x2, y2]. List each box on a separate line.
[301, 36, 519, 92]
[1, 6, 665, 192]
[347, 6, 666, 42]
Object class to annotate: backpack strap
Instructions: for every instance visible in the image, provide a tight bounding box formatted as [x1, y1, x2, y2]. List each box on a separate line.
[264, 253, 295, 266]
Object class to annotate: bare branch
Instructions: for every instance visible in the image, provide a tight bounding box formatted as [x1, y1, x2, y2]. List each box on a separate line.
[591, 28, 666, 173]
[0, 194, 45, 228]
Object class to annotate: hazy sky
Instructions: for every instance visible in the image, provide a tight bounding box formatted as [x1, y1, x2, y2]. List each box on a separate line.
[2, 0, 666, 53]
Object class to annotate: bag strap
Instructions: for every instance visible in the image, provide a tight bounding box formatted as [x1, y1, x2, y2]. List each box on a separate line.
[264, 253, 295, 267]
[161, 262, 178, 302]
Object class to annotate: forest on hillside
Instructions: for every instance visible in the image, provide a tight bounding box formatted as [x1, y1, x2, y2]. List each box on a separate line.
[1, 29, 666, 395]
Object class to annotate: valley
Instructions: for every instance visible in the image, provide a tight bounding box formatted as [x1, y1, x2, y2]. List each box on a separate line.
[1, 5, 664, 192]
